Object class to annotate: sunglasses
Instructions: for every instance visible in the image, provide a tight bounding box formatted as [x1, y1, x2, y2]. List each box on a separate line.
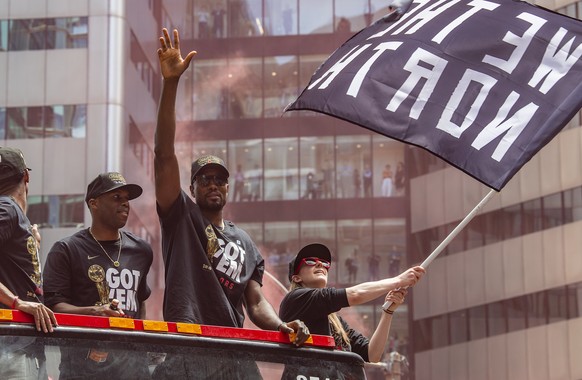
[195, 174, 228, 187]
[296, 257, 331, 274]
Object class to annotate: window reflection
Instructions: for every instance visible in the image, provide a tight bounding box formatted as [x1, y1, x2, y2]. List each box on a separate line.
[27, 195, 84, 228]
[264, 56, 298, 117]
[336, 136, 368, 199]
[229, 57, 263, 118]
[299, 137, 334, 199]
[299, 0, 333, 34]
[373, 135, 406, 198]
[337, 219, 371, 284]
[373, 219, 406, 278]
[335, 0, 368, 32]
[7, 17, 87, 51]
[264, 138, 298, 200]
[5, 105, 86, 139]
[192, 59, 228, 120]
[265, 0, 297, 35]
[228, 139, 263, 202]
[229, 0, 262, 37]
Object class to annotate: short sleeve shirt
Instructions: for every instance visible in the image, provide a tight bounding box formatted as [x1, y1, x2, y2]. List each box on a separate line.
[43, 229, 152, 319]
[158, 190, 264, 326]
[0, 196, 43, 305]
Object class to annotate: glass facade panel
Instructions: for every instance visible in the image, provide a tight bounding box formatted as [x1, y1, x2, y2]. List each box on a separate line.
[564, 187, 582, 222]
[337, 219, 372, 284]
[230, 57, 263, 119]
[336, 135, 370, 199]
[548, 287, 568, 323]
[27, 195, 84, 228]
[487, 302, 507, 336]
[431, 314, 449, 349]
[526, 292, 547, 328]
[372, 135, 406, 198]
[298, 0, 333, 34]
[335, 0, 367, 33]
[228, 0, 263, 37]
[468, 305, 487, 340]
[0, 20, 7, 51]
[373, 219, 406, 278]
[265, 0, 297, 35]
[228, 139, 263, 202]
[192, 59, 228, 120]
[506, 298, 526, 332]
[264, 138, 299, 200]
[299, 136, 334, 199]
[543, 192, 563, 229]
[5, 105, 86, 139]
[449, 310, 468, 344]
[264, 56, 298, 117]
[6, 17, 87, 51]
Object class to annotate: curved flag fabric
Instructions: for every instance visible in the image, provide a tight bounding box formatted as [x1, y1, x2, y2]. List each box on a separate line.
[285, 0, 582, 191]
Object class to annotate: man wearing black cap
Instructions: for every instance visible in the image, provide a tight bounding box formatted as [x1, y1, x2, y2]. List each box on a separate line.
[43, 172, 152, 379]
[154, 28, 308, 341]
[0, 147, 57, 380]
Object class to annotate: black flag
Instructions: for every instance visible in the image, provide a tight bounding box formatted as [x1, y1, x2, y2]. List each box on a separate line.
[286, 0, 582, 191]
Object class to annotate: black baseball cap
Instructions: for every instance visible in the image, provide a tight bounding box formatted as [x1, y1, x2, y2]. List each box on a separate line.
[0, 147, 30, 182]
[191, 155, 230, 184]
[288, 243, 332, 281]
[85, 172, 143, 205]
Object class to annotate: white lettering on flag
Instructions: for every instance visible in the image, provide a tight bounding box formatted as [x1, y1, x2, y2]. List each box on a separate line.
[482, 12, 546, 74]
[386, 48, 448, 119]
[529, 27, 582, 94]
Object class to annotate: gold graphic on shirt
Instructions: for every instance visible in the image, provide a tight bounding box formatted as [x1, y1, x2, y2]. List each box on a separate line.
[88, 264, 110, 306]
[26, 236, 41, 286]
[205, 224, 219, 263]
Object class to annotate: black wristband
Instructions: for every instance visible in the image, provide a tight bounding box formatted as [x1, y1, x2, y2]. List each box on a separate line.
[382, 307, 394, 315]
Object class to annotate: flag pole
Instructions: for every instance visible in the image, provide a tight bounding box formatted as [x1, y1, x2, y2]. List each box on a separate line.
[383, 188, 497, 310]
[420, 187, 497, 268]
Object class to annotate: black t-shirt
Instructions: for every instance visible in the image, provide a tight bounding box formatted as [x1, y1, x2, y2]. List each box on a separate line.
[279, 287, 370, 361]
[43, 228, 152, 318]
[158, 190, 264, 326]
[0, 196, 43, 305]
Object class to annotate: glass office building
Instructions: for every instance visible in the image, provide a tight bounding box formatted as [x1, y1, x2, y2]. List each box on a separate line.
[1, 0, 581, 378]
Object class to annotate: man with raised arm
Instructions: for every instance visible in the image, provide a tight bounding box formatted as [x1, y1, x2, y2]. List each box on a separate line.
[154, 28, 308, 338]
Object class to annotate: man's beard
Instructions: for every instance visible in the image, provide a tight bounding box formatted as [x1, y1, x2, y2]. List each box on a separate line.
[199, 198, 225, 212]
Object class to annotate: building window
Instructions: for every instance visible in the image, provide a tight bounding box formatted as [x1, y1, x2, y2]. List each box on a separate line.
[227, 139, 263, 202]
[264, 138, 299, 200]
[468, 305, 487, 341]
[27, 194, 85, 228]
[130, 31, 159, 101]
[4, 105, 86, 139]
[6, 17, 88, 51]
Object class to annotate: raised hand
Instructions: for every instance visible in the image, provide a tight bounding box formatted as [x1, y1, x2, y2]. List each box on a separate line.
[157, 28, 197, 80]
